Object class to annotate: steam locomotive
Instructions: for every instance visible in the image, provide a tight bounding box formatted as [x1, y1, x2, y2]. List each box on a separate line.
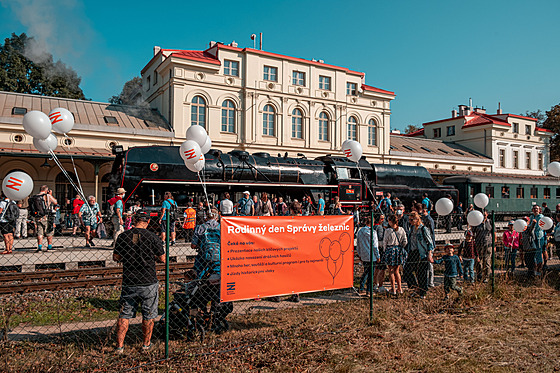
[108, 146, 457, 210]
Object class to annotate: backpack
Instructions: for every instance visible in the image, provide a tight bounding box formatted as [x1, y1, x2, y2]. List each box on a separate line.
[168, 201, 178, 222]
[29, 194, 47, 218]
[2, 201, 19, 223]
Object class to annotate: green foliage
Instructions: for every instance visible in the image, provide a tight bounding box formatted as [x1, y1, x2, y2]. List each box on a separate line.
[524, 109, 545, 125]
[404, 124, 421, 134]
[0, 32, 86, 99]
[108, 76, 143, 105]
[543, 104, 560, 161]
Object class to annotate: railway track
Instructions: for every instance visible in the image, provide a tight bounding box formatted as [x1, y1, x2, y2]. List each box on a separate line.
[0, 262, 193, 294]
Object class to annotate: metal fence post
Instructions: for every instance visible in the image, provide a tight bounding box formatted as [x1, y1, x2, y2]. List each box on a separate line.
[369, 208, 374, 323]
[165, 211, 170, 358]
[491, 210, 495, 293]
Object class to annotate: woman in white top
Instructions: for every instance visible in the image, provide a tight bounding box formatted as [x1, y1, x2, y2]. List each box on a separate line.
[382, 214, 408, 295]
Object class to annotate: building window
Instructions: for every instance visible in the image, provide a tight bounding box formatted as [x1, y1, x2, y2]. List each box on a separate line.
[501, 186, 510, 199]
[513, 150, 519, 169]
[433, 128, 441, 138]
[446, 125, 455, 136]
[525, 125, 531, 135]
[485, 186, 494, 198]
[526, 152, 532, 169]
[530, 187, 538, 199]
[499, 149, 505, 167]
[544, 187, 551, 199]
[368, 119, 376, 146]
[319, 112, 329, 141]
[191, 96, 206, 128]
[538, 153, 543, 170]
[292, 71, 305, 86]
[291, 108, 303, 139]
[55, 172, 77, 205]
[556, 188, 560, 199]
[516, 187, 524, 199]
[319, 75, 331, 90]
[512, 122, 519, 133]
[346, 82, 357, 96]
[221, 100, 235, 133]
[263, 104, 275, 136]
[224, 60, 239, 76]
[263, 66, 278, 81]
[347, 116, 357, 140]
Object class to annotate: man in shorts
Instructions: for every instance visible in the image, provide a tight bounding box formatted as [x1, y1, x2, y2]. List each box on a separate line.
[0, 192, 15, 254]
[158, 191, 177, 245]
[34, 185, 57, 252]
[114, 210, 165, 354]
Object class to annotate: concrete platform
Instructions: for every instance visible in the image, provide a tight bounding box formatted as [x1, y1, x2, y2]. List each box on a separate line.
[0, 236, 195, 272]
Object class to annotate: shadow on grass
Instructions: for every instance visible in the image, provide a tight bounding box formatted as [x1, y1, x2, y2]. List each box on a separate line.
[86, 298, 120, 312]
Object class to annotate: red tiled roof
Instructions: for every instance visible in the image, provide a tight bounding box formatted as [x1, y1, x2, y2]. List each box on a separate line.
[423, 116, 465, 126]
[404, 128, 424, 137]
[462, 113, 510, 129]
[494, 114, 538, 122]
[536, 127, 553, 133]
[361, 84, 395, 96]
[170, 50, 220, 65]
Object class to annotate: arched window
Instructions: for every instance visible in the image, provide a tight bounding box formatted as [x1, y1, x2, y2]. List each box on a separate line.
[347, 116, 357, 140]
[55, 172, 78, 204]
[319, 112, 329, 141]
[221, 100, 235, 133]
[263, 105, 275, 136]
[191, 96, 206, 128]
[368, 119, 376, 146]
[292, 108, 303, 139]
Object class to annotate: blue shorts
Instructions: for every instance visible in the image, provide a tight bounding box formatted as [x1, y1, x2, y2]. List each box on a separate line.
[160, 220, 176, 233]
[119, 283, 159, 320]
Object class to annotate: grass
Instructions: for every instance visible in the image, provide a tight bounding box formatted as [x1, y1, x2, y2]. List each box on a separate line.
[1, 274, 560, 372]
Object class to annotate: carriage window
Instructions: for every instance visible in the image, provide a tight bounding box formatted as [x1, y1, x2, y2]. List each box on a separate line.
[530, 187, 538, 199]
[501, 186, 510, 199]
[336, 168, 350, 180]
[544, 188, 551, 199]
[485, 186, 494, 198]
[516, 187, 524, 199]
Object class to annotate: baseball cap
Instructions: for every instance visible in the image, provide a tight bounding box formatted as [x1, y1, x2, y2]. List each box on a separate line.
[243, 191, 250, 195]
[444, 243, 454, 248]
[133, 209, 151, 222]
[508, 221, 514, 225]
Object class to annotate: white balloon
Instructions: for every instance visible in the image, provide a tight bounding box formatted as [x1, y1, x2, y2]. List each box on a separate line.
[435, 198, 454, 216]
[23, 111, 52, 140]
[341, 140, 351, 149]
[342, 140, 363, 162]
[539, 216, 553, 230]
[186, 125, 208, 147]
[179, 140, 202, 164]
[2, 171, 34, 201]
[513, 219, 527, 233]
[548, 162, 560, 178]
[185, 154, 205, 173]
[467, 210, 484, 226]
[200, 136, 212, 154]
[33, 133, 58, 153]
[48, 108, 74, 134]
[473, 193, 489, 209]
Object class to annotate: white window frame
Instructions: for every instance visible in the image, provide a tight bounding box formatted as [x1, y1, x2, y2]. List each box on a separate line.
[221, 100, 235, 133]
[319, 75, 331, 90]
[346, 82, 357, 95]
[191, 96, 206, 128]
[263, 105, 275, 136]
[368, 119, 376, 146]
[292, 109, 303, 139]
[347, 116, 357, 140]
[292, 71, 305, 86]
[263, 66, 277, 82]
[224, 60, 239, 76]
[319, 112, 329, 141]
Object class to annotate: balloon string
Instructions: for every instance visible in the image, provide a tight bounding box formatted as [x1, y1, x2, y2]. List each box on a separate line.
[356, 162, 381, 213]
[198, 167, 210, 209]
[48, 150, 93, 216]
[63, 134, 86, 204]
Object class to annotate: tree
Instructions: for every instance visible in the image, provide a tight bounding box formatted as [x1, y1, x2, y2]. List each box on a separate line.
[543, 104, 560, 161]
[524, 109, 545, 126]
[0, 33, 86, 99]
[404, 124, 421, 134]
[109, 77, 144, 106]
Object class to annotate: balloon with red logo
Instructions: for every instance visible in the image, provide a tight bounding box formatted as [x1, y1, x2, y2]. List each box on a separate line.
[2, 171, 34, 201]
[179, 140, 202, 165]
[185, 154, 205, 173]
[342, 140, 362, 162]
[539, 217, 553, 230]
[186, 125, 208, 148]
[23, 111, 52, 140]
[48, 108, 74, 134]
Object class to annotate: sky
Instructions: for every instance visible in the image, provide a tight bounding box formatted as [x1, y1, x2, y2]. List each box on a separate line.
[1, 0, 559, 131]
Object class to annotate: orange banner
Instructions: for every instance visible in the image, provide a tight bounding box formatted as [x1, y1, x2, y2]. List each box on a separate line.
[220, 216, 354, 302]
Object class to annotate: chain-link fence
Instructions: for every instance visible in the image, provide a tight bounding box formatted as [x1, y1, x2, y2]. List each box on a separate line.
[0, 208, 558, 371]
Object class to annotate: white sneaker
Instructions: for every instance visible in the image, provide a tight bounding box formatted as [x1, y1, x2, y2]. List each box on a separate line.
[378, 286, 388, 294]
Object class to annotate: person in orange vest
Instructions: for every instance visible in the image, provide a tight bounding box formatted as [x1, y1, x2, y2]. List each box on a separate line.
[182, 202, 196, 243]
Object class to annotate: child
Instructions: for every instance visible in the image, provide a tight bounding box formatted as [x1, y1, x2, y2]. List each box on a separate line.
[123, 212, 133, 230]
[458, 231, 477, 283]
[434, 243, 463, 299]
